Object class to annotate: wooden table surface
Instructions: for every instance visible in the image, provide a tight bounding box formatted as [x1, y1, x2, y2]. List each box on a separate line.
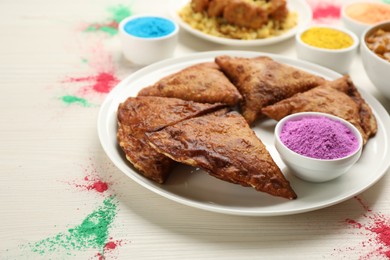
[1, 0, 390, 259]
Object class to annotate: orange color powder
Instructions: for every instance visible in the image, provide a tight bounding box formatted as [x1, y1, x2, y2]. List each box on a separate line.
[345, 3, 390, 24]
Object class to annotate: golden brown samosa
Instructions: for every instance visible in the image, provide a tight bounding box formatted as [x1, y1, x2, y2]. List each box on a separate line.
[215, 55, 326, 124]
[138, 62, 242, 106]
[146, 110, 297, 200]
[117, 96, 226, 183]
[261, 76, 377, 144]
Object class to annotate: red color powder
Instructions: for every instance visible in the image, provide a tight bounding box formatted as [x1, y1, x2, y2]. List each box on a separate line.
[313, 4, 341, 20]
[341, 196, 390, 259]
[67, 175, 109, 194]
[354, 195, 372, 212]
[78, 179, 109, 193]
[346, 218, 362, 229]
[92, 72, 119, 93]
[92, 181, 109, 193]
[59, 40, 122, 106]
[95, 240, 126, 259]
[64, 72, 119, 94]
[105, 241, 117, 250]
[370, 222, 390, 247]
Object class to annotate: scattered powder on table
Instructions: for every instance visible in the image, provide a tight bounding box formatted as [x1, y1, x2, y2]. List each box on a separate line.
[63, 72, 119, 94]
[84, 176, 109, 193]
[69, 175, 109, 194]
[84, 4, 133, 36]
[66, 159, 113, 194]
[95, 239, 127, 260]
[92, 180, 109, 193]
[27, 196, 118, 257]
[59, 41, 120, 106]
[334, 196, 390, 259]
[280, 116, 359, 159]
[60, 95, 92, 107]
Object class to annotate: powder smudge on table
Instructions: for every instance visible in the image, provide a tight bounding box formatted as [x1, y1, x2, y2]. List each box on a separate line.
[84, 4, 133, 36]
[65, 159, 115, 194]
[56, 4, 132, 107]
[334, 196, 390, 259]
[59, 40, 120, 107]
[14, 197, 123, 259]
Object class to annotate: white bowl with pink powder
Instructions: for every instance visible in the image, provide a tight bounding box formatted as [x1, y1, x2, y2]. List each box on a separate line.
[274, 112, 363, 183]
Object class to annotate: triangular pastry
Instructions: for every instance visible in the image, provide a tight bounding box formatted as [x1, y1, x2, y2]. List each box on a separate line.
[117, 96, 226, 183]
[326, 75, 377, 140]
[215, 55, 326, 124]
[137, 62, 242, 106]
[146, 110, 297, 199]
[261, 76, 377, 144]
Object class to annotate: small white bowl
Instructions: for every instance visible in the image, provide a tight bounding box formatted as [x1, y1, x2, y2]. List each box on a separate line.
[341, 1, 390, 38]
[296, 25, 359, 74]
[360, 21, 390, 100]
[274, 112, 363, 183]
[119, 14, 179, 65]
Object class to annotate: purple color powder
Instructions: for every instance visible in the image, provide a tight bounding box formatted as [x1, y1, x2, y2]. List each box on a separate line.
[280, 116, 359, 159]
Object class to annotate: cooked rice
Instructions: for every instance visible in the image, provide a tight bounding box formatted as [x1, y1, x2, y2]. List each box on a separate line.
[179, 3, 298, 40]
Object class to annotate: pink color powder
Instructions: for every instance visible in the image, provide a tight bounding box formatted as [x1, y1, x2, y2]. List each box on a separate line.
[313, 4, 340, 20]
[96, 239, 128, 260]
[339, 196, 390, 259]
[60, 40, 121, 105]
[105, 241, 117, 250]
[92, 180, 109, 193]
[64, 160, 114, 194]
[306, 0, 341, 24]
[63, 72, 119, 94]
[70, 177, 109, 193]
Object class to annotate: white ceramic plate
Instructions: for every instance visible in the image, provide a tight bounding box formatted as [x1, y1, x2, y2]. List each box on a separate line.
[168, 0, 312, 46]
[98, 51, 390, 216]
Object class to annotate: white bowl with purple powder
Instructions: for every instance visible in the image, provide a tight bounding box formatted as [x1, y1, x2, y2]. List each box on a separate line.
[274, 112, 363, 183]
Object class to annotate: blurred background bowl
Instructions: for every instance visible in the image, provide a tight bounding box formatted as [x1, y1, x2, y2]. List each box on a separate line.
[360, 21, 390, 100]
[275, 112, 363, 183]
[296, 25, 359, 74]
[341, 1, 390, 38]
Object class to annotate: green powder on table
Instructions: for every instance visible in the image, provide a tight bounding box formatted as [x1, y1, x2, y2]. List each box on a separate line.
[108, 4, 133, 24]
[61, 95, 91, 107]
[28, 196, 117, 256]
[84, 5, 133, 36]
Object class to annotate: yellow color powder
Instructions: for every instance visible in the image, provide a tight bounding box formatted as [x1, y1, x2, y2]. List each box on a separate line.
[301, 27, 354, 50]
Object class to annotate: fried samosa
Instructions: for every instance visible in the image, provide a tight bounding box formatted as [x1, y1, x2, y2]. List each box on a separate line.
[261, 76, 377, 144]
[117, 96, 226, 183]
[327, 75, 377, 140]
[146, 110, 297, 200]
[137, 62, 242, 106]
[215, 55, 326, 124]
